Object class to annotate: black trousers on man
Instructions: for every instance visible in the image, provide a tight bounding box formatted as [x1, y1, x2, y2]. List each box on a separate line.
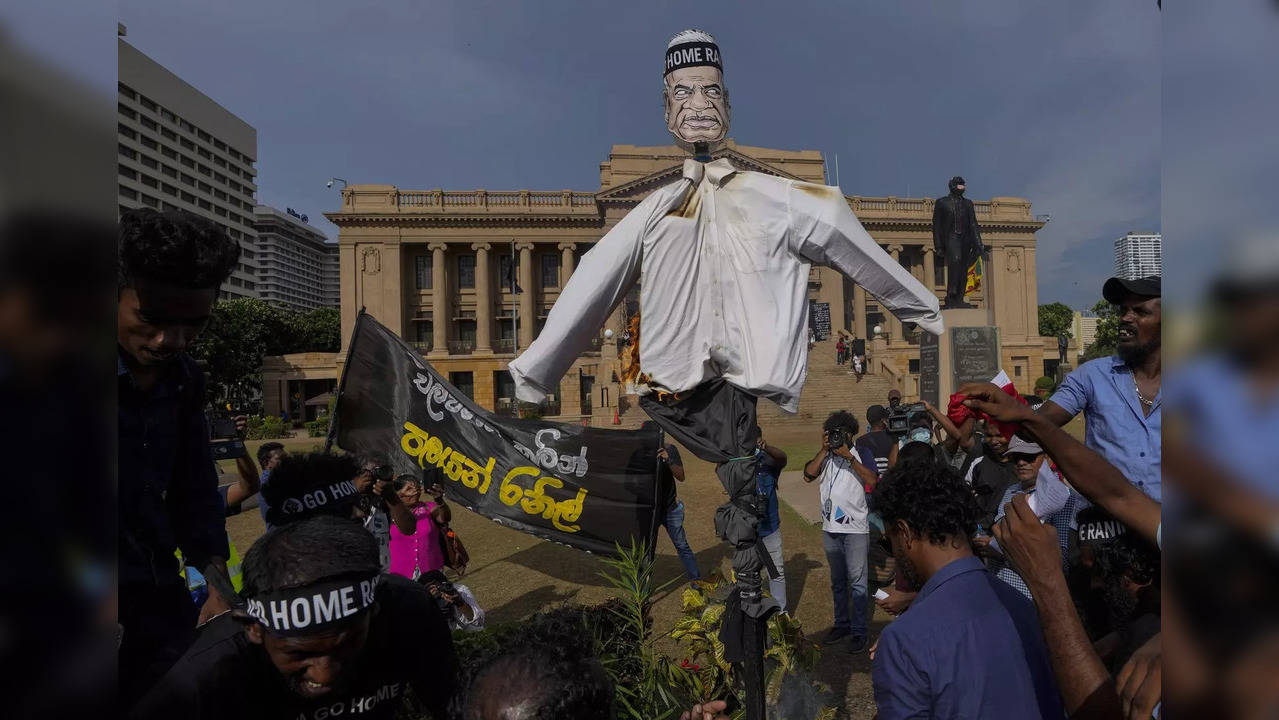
[943, 233, 974, 308]
[119, 580, 197, 709]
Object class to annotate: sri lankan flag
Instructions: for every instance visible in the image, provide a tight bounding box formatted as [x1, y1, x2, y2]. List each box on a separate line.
[965, 255, 983, 296]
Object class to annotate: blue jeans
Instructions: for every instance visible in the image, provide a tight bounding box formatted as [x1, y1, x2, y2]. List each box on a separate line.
[823, 531, 869, 637]
[664, 500, 701, 581]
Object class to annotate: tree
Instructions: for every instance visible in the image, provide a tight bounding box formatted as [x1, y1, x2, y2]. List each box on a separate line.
[1037, 302, 1074, 340]
[1082, 300, 1120, 361]
[190, 299, 342, 412]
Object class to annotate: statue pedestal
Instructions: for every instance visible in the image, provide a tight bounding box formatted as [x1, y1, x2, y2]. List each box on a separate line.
[920, 307, 1000, 406]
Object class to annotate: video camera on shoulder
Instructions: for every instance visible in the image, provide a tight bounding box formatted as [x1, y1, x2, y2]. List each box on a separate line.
[886, 402, 928, 438]
[207, 410, 247, 460]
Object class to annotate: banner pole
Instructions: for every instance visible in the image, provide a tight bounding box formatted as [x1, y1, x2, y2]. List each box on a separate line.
[324, 308, 366, 454]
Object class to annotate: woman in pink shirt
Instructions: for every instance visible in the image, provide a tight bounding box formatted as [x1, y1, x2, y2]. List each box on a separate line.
[388, 475, 448, 580]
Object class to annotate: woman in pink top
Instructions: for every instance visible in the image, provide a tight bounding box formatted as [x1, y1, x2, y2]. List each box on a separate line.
[388, 475, 448, 580]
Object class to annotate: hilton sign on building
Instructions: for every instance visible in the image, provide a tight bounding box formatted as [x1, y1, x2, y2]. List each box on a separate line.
[261, 142, 1050, 425]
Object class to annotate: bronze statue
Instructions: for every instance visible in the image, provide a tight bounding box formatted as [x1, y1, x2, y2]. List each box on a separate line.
[932, 175, 985, 308]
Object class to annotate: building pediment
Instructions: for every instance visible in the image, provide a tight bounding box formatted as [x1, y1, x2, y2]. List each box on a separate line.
[595, 148, 809, 206]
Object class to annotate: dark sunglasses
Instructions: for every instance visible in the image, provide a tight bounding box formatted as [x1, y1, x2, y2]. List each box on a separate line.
[1007, 453, 1042, 465]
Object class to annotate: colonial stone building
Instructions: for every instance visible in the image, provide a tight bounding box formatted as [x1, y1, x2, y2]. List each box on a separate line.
[262, 141, 1050, 423]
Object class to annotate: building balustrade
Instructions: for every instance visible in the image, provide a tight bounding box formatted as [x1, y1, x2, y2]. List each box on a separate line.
[409, 340, 432, 354]
[493, 338, 516, 353]
[447, 340, 476, 354]
[388, 188, 598, 214]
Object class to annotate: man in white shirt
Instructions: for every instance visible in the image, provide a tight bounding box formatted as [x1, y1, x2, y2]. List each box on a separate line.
[804, 411, 879, 654]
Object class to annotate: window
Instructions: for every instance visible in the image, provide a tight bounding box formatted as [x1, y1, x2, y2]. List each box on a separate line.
[180, 173, 195, 186]
[119, 124, 136, 139]
[118, 165, 136, 179]
[140, 155, 158, 169]
[540, 253, 559, 288]
[198, 199, 212, 210]
[494, 371, 516, 407]
[161, 165, 177, 178]
[214, 139, 226, 151]
[140, 116, 157, 130]
[120, 186, 137, 200]
[415, 255, 432, 289]
[213, 156, 226, 168]
[198, 165, 211, 177]
[180, 156, 195, 169]
[161, 109, 176, 123]
[162, 183, 177, 197]
[457, 255, 476, 289]
[139, 96, 157, 111]
[498, 254, 516, 290]
[118, 144, 137, 159]
[197, 147, 211, 159]
[181, 191, 195, 203]
[140, 136, 157, 150]
[160, 146, 177, 159]
[141, 194, 159, 208]
[160, 127, 177, 140]
[197, 129, 211, 142]
[140, 175, 157, 188]
[215, 172, 227, 185]
[198, 181, 212, 193]
[118, 84, 136, 99]
[909, 358, 921, 374]
[180, 137, 195, 150]
[214, 189, 226, 200]
[449, 372, 474, 400]
[118, 104, 136, 119]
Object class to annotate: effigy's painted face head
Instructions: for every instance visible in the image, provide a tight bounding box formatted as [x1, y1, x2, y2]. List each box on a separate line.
[664, 65, 730, 152]
[663, 30, 730, 154]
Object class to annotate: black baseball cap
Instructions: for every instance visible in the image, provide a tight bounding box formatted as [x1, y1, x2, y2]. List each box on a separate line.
[866, 404, 888, 424]
[1102, 276, 1161, 304]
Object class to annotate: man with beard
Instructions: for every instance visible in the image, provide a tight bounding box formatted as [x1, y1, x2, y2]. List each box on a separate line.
[870, 459, 1063, 719]
[1040, 276, 1162, 500]
[131, 515, 457, 719]
[1073, 506, 1161, 673]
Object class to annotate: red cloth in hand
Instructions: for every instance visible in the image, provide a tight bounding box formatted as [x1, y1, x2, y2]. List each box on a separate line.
[947, 380, 1028, 440]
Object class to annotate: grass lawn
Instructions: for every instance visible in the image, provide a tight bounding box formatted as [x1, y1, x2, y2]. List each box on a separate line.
[221, 417, 1088, 719]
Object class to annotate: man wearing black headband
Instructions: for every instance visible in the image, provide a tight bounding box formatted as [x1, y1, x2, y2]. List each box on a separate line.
[132, 515, 457, 719]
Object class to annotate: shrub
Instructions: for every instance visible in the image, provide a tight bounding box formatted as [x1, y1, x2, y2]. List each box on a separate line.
[1034, 375, 1057, 394]
[244, 414, 289, 440]
[305, 416, 329, 438]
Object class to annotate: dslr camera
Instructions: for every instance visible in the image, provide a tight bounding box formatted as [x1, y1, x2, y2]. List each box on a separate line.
[827, 427, 851, 449]
[886, 402, 928, 438]
[207, 411, 246, 460]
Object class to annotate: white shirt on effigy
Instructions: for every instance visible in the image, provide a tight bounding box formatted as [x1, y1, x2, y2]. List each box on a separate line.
[508, 158, 943, 414]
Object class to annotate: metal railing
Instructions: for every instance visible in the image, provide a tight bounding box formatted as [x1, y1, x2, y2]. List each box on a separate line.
[447, 340, 476, 354]
[493, 338, 516, 353]
[409, 340, 432, 353]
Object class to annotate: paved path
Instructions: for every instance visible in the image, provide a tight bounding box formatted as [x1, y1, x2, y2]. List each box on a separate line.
[777, 469, 823, 525]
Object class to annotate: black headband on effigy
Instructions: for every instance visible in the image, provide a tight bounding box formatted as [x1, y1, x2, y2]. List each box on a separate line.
[245, 573, 381, 636]
[274, 479, 361, 519]
[664, 41, 722, 77]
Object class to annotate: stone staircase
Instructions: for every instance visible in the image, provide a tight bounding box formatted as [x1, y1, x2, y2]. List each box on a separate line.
[757, 341, 896, 427]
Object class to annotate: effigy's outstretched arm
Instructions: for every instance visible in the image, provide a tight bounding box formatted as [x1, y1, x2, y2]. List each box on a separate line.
[508, 195, 657, 404]
[789, 181, 944, 337]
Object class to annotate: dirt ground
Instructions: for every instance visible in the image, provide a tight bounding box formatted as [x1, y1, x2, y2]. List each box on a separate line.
[224, 417, 1086, 719]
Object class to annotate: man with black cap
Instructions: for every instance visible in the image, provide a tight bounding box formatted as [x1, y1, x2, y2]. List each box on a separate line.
[1039, 275, 1162, 501]
[932, 176, 985, 309]
[856, 404, 894, 476]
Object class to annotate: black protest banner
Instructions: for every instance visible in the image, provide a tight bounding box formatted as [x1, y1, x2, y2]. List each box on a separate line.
[329, 312, 663, 555]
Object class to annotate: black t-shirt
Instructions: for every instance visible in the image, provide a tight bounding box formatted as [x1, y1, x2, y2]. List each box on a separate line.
[659, 444, 683, 512]
[964, 449, 1019, 530]
[131, 574, 457, 720]
[854, 430, 894, 475]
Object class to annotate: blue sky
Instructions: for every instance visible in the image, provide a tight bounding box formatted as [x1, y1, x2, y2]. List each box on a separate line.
[113, 2, 1164, 307]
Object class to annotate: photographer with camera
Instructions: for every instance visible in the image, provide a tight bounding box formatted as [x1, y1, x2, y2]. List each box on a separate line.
[805, 411, 880, 653]
[354, 456, 418, 572]
[420, 569, 485, 632]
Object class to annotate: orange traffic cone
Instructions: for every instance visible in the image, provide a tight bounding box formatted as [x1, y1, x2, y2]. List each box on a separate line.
[613, 408, 621, 425]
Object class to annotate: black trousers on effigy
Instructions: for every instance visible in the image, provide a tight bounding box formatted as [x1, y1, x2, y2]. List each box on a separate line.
[640, 379, 780, 720]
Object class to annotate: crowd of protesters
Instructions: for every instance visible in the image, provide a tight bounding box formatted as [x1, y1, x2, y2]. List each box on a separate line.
[119, 206, 1170, 719]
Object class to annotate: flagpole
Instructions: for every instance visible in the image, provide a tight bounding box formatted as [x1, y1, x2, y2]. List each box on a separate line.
[324, 307, 366, 454]
[511, 238, 518, 354]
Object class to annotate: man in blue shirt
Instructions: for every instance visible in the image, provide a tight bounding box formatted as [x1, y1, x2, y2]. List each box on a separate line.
[871, 457, 1063, 719]
[118, 208, 242, 708]
[254, 441, 286, 529]
[1040, 276, 1161, 500]
[753, 426, 788, 611]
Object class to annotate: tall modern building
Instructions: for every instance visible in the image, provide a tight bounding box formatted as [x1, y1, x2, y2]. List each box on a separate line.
[253, 205, 340, 312]
[117, 31, 260, 300]
[1113, 232, 1162, 280]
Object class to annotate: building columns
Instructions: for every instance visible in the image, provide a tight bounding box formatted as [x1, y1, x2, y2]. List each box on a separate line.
[559, 241, 576, 284]
[853, 284, 867, 340]
[428, 242, 448, 357]
[923, 246, 937, 292]
[472, 242, 493, 355]
[887, 244, 904, 342]
[516, 241, 536, 349]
